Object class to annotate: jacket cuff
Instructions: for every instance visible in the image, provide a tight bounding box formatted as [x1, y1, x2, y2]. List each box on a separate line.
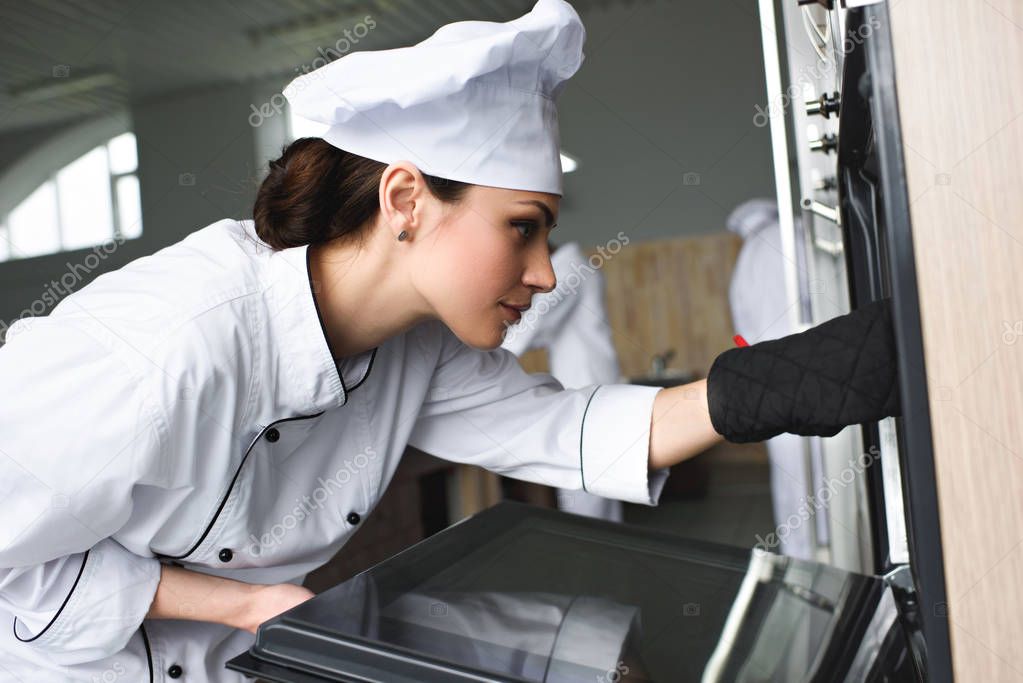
[12, 538, 162, 666]
[579, 384, 669, 506]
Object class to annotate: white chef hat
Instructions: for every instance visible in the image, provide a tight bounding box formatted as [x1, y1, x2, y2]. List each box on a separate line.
[282, 0, 585, 196]
[726, 198, 779, 238]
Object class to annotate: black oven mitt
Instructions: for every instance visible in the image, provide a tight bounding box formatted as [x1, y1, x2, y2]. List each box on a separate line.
[706, 298, 901, 443]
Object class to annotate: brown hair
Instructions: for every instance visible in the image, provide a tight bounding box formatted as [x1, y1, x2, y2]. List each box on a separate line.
[254, 137, 471, 250]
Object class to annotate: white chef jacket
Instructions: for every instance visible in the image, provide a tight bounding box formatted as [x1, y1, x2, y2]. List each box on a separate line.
[0, 218, 669, 682]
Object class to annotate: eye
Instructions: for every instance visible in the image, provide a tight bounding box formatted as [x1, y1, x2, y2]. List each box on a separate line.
[510, 220, 537, 240]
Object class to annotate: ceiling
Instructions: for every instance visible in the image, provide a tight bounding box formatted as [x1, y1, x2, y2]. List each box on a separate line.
[0, 0, 637, 135]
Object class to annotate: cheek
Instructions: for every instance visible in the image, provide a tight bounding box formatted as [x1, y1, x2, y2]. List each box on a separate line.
[442, 224, 520, 302]
[421, 220, 522, 348]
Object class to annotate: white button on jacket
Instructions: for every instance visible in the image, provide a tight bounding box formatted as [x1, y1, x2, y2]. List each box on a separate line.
[0, 218, 669, 681]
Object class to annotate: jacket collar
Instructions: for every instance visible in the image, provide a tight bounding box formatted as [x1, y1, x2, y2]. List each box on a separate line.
[261, 234, 376, 415]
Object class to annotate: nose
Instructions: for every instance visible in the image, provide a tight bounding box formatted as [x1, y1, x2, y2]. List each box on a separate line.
[523, 244, 557, 294]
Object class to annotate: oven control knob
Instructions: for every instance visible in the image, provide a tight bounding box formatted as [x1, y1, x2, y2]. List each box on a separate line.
[806, 92, 841, 118]
[809, 133, 838, 154]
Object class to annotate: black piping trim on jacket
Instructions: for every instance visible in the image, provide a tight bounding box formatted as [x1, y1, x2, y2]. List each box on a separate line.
[305, 246, 378, 399]
[155, 412, 324, 561]
[152, 246, 378, 563]
[347, 346, 378, 392]
[140, 622, 154, 683]
[306, 246, 349, 403]
[578, 385, 603, 493]
[12, 549, 90, 643]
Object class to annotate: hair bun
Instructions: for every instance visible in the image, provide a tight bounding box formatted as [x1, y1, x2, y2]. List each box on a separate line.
[252, 137, 469, 251]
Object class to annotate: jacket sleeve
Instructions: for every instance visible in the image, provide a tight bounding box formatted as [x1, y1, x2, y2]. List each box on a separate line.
[408, 323, 669, 505]
[0, 319, 164, 665]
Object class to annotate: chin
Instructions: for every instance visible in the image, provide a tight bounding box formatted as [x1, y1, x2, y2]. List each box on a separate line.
[466, 330, 505, 351]
[444, 318, 507, 351]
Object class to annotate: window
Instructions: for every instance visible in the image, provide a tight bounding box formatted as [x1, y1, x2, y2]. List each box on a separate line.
[0, 132, 143, 262]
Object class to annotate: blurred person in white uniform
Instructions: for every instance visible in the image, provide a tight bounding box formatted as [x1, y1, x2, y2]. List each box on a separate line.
[725, 198, 821, 560]
[501, 240, 626, 522]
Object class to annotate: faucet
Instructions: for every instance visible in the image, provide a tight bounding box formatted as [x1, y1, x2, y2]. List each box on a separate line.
[650, 349, 676, 377]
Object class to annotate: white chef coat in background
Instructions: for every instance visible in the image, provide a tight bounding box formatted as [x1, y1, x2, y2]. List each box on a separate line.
[0, 218, 669, 681]
[725, 199, 821, 560]
[501, 241, 626, 522]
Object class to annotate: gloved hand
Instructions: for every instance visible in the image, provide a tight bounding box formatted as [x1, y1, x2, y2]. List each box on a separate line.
[706, 298, 901, 443]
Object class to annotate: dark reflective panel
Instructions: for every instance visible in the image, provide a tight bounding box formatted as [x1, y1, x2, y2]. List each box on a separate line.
[228, 502, 917, 682]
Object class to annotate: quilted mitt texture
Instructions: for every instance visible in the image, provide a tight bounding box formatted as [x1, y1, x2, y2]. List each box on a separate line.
[707, 298, 901, 443]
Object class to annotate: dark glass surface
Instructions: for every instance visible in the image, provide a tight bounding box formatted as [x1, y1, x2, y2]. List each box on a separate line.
[227, 501, 915, 682]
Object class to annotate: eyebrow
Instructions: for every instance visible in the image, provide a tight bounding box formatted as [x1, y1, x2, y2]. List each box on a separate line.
[514, 200, 557, 229]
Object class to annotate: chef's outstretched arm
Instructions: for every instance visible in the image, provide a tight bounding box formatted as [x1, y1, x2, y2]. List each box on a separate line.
[648, 378, 722, 469]
[651, 297, 901, 469]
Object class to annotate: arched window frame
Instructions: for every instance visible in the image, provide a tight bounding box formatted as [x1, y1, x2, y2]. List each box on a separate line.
[0, 113, 142, 263]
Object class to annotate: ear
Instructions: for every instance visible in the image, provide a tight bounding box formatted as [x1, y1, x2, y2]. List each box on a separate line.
[379, 161, 428, 241]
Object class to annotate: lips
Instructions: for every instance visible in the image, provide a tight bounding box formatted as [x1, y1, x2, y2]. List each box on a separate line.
[500, 303, 524, 320]
[501, 302, 531, 312]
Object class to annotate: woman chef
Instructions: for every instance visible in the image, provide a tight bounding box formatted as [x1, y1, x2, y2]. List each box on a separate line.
[0, 1, 900, 680]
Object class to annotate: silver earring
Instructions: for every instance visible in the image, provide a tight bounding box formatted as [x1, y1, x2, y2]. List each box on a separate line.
[397, 230, 408, 241]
